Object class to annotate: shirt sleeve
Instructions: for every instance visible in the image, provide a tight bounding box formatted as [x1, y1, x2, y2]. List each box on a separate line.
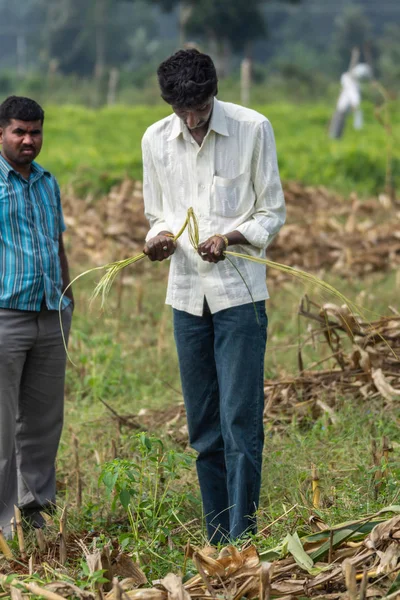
[235, 119, 286, 249]
[54, 178, 66, 234]
[142, 132, 170, 241]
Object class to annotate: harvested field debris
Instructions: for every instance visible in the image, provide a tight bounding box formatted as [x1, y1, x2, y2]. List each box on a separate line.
[132, 297, 400, 442]
[62, 180, 400, 278]
[264, 297, 400, 427]
[269, 184, 400, 279]
[2, 508, 400, 599]
[63, 179, 148, 266]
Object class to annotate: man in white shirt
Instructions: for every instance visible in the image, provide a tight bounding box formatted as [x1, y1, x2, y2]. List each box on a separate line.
[142, 49, 285, 543]
[329, 63, 372, 138]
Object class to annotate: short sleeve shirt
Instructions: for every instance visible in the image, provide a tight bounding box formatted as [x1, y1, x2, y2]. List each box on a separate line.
[0, 154, 68, 311]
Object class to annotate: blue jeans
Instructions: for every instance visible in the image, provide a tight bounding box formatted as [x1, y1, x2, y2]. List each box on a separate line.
[173, 300, 267, 543]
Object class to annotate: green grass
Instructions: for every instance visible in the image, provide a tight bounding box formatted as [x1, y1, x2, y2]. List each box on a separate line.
[39, 100, 400, 196]
[262, 402, 400, 524]
[65, 264, 179, 415]
[51, 263, 400, 577]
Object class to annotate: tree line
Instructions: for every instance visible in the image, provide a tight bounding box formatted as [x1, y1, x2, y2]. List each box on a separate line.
[0, 0, 399, 103]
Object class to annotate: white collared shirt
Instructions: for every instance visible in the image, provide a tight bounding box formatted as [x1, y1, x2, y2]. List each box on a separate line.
[142, 98, 286, 316]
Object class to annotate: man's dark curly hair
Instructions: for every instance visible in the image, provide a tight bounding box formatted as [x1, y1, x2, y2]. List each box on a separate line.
[0, 96, 44, 127]
[157, 49, 218, 108]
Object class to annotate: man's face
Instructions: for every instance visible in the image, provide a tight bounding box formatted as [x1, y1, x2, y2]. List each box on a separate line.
[0, 119, 43, 168]
[172, 97, 214, 131]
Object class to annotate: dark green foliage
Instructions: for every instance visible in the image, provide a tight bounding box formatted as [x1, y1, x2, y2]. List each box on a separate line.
[186, 0, 266, 52]
[331, 4, 373, 72]
[379, 24, 400, 88]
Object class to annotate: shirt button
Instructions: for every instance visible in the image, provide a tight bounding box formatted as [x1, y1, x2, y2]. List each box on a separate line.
[199, 184, 205, 190]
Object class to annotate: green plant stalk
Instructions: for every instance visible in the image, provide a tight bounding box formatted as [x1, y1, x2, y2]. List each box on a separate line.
[79, 207, 368, 322]
[127, 504, 139, 546]
[152, 452, 161, 526]
[373, 81, 396, 199]
[150, 439, 165, 520]
[90, 207, 199, 309]
[141, 544, 182, 569]
[152, 448, 168, 526]
[154, 478, 173, 523]
[136, 453, 145, 540]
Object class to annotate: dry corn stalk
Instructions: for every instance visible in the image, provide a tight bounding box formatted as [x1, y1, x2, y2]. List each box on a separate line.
[382, 436, 391, 481]
[0, 528, 13, 560]
[35, 527, 47, 553]
[59, 506, 68, 565]
[311, 464, 321, 509]
[71, 431, 82, 509]
[14, 506, 26, 560]
[372, 439, 383, 499]
[343, 559, 358, 600]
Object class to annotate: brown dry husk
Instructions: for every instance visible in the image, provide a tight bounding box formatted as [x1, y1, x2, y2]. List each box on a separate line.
[2, 510, 400, 599]
[263, 296, 400, 430]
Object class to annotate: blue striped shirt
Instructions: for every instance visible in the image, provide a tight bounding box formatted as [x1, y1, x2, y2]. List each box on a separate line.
[0, 153, 68, 311]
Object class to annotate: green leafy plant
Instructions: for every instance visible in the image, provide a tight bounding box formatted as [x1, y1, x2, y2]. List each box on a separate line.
[99, 433, 195, 548]
[77, 562, 110, 590]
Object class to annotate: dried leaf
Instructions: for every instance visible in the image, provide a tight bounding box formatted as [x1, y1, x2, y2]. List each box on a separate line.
[367, 514, 400, 550]
[372, 369, 400, 401]
[376, 542, 400, 574]
[113, 553, 147, 585]
[160, 574, 190, 600]
[350, 346, 371, 373]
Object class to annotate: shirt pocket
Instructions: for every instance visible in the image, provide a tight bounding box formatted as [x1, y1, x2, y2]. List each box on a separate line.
[211, 172, 250, 218]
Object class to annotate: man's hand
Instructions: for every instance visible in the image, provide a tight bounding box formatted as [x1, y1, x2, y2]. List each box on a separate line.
[198, 235, 227, 263]
[143, 233, 176, 262]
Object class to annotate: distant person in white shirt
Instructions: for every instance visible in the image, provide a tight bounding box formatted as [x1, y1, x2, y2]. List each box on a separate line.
[142, 49, 286, 543]
[329, 63, 372, 139]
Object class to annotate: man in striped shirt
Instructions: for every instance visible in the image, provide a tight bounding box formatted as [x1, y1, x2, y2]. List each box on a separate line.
[0, 96, 73, 539]
[142, 50, 285, 543]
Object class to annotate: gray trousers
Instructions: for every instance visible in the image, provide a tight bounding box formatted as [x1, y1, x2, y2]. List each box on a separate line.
[0, 304, 72, 538]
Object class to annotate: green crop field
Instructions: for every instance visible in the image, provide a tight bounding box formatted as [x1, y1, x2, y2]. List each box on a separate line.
[40, 100, 400, 197]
